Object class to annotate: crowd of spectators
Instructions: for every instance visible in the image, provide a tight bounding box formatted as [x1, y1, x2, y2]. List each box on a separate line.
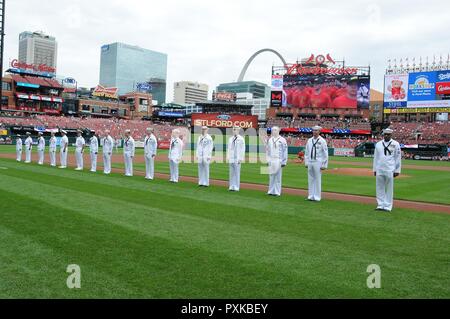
[0, 115, 189, 143]
[282, 133, 375, 148]
[267, 117, 371, 131]
[1, 114, 449, 148]
[388, 121, 450, 145]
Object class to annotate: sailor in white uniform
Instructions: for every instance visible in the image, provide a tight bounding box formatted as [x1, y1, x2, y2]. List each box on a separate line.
[123, 129, 135, 176]
[266, 126, 288, 196]
[102, 130, 114, 174]
[305, 126, 329, 201]
[24, 132, 33, 163]
[16, 135, 23, 162]
[89, 133, 99, 172]
[197, 126, 214, 187]
[168, 129, 183, 183]
[75, 130, 86, 171]
[373, 128, 402, 212]
[37, 132, 45, 165]
[49, 132, 57, 167]
[59, 130, 69, 168]
[227, 126, 245, 191]
[144, 127, 158, 180]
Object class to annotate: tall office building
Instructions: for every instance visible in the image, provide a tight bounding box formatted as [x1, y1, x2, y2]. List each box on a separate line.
[18, 31, 58, 69]
[173, 81, 208, 104]
[148, 78, 166, 105]
[99, 42, 168, 98]
[216, 81, 270, 99]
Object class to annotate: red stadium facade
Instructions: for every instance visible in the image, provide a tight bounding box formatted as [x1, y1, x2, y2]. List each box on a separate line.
[1, 60, 64, 115]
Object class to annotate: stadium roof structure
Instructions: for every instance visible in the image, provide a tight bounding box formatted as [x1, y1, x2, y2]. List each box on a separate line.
[196, 101, 254, 115]
[159, 103, 187, 110]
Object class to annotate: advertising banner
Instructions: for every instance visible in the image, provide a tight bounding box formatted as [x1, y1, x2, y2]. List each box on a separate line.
[158, 111, 185, 117]
[436, 81, 450, 95]
[271, 91, 283, 107]
[191, 113, 258, 129]
[436, 70, 450, 83]
[213, 92, 237, 102]
[92, 85, 119, 99]
[383, 74, 408, 108]
[159, 140, 171, 149]
[384, 106, 450, 113]
[407, 72, 436, 101]
[334, 148, 355, 157]
[271, 75, 284, 90]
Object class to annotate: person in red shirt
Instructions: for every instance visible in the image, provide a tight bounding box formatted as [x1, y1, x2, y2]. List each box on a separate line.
[297, 150, 305, 163]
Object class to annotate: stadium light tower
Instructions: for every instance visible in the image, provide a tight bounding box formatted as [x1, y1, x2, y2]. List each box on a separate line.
[0, 0, 5, 112]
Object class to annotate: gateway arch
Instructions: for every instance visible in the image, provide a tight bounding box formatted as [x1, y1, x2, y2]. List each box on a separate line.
[237, 48, 287, 82]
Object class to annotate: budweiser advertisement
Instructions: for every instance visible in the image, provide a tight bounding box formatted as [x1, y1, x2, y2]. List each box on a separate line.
[191, 113, 258, 129]
[213, 91, 237, 102]
[92, 85, 119, 99]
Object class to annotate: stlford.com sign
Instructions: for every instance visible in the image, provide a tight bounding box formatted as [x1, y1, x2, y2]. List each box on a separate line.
[192, 113, 258, 128]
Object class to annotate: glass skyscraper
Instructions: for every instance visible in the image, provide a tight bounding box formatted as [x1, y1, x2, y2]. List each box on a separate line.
[99, 42, 167, 101]
[216, 81, 270, 99]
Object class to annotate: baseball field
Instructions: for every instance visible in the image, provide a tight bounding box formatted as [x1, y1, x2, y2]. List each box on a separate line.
[0, 145, 449, 298]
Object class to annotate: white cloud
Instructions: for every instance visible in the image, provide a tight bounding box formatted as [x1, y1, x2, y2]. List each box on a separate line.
[4, 0, 450, 101]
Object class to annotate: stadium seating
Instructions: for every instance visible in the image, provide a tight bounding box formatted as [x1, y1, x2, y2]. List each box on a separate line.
[0, 115, 189, 142]
[389, 121, 450, 145]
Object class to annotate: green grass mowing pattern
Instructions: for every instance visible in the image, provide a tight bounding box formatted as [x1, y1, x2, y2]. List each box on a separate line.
[109, 160, 450, 205]
[0, 158, 449, 298]
[2, 145, 450, 204]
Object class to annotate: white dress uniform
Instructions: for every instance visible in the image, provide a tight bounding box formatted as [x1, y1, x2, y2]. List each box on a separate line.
[16, 138, 23, 162]
[168, 137, 183, 182]
[75, 136, 86, 170]
[49, 136, 57, 166]
[266, 135, 288, 196]
[89, 136, 99, 172]
[102, 135, 114, 174]
[24, 136, 33, 163]
[227, 134, 245, 191]
[305, 136, 329, 201]
[123, 136, 135, 176]
[373, 139, 402, 211]
[144, 134, 158, 179]
[37, 136, 45, 165]
[60, 135, 69, 167]
[197, 134, 214, 186]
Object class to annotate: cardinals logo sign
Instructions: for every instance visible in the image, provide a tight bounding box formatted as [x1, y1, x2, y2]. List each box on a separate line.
[285, 53, 358, 76]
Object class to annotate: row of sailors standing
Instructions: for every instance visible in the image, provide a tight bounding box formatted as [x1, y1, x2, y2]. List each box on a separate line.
[16, 129, 113, 173]
[14, 125, 402, 211]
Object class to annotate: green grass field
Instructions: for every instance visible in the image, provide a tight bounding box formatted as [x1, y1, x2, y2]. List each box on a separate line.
[3, 145, 449, 204]
[0, 153, 449, 298]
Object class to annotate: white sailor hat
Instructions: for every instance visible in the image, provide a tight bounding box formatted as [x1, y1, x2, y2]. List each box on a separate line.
[77, 129, 83, 133]
[382, 128, 393, 134]
[312, 125, 322, 131]
[61, 130, 67, 134]
[125, 129, 131, 133]
[16, 134, 21, 137]
[38, 131, 43, 135]
[201, 126, 208, 130]
[26, 132, 31, 135]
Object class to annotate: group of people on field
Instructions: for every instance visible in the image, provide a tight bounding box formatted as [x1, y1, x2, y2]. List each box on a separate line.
[15, 126, 401, 211]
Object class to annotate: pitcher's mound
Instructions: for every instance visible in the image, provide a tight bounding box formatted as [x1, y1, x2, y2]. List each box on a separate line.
[325, 168, 409, 178]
